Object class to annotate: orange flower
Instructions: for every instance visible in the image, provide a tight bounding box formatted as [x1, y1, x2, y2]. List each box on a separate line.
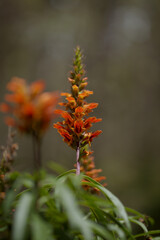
[58, 128, 72, 145]
[61, 112, 74, 126]
[54, 46, 102, 175]
[74, 119, 84, 135]
[90, 130, 102, 142]
[84, 117, 102, 129]
[74, 106, 84, 118]
[0, 77, 59, 137]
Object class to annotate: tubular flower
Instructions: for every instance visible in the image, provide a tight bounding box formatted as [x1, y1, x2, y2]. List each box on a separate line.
[79, 150, 106, 194]
[0, 77, 59, 137]
[53, 46, 102, 174]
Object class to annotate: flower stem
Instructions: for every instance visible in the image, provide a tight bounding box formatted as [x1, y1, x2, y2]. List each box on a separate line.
[76, 145, 80, 175]
[32, 133, 42, 170]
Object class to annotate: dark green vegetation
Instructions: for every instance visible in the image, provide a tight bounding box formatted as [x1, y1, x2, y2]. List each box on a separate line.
[0, 169, 160, 240]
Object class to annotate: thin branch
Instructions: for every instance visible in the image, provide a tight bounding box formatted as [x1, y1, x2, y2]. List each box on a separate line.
[76, 145, 80, 175]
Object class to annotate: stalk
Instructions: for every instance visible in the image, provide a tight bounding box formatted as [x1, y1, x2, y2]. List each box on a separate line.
[76, 145, 80, 175]
[32, 133, 42, 170]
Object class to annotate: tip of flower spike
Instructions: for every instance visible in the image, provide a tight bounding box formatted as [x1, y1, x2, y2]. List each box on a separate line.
[75, 46, 81, 56]
[76, 45, 80, 51]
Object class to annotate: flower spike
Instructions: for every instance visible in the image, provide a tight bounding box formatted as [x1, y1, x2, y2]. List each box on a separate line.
[54, 46, 102, 175]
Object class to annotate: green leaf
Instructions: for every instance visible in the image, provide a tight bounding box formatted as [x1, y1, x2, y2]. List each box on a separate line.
[103, 210, 134, 239]
[3, 178, 23, 216]
[134, 230, 160, 238]
[107, 224, 126, 239]
[83, 176, 131, 231]
[56, 169, 76, 179]
[40, 175, 56, 189]
[126, 207, 145, 218]
[89, 221, 114, 240]
[31, 214, 53, 240]
[16, 189, 31, 200]
[98, 188, 130, 231]
[12, 192, 34, 240]
[38, 196, 50, 208]
[55, 180, 93, 240]
[129, 218, 148, 233]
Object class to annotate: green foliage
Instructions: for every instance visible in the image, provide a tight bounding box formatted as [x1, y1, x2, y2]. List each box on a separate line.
[0, 169, 159, 240]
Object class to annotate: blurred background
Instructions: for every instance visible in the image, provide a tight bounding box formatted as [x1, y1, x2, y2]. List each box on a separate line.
[0, 0, 160, 228]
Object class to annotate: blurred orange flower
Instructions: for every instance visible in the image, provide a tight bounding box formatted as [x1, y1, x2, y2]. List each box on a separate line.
[0, 77, 59, 137]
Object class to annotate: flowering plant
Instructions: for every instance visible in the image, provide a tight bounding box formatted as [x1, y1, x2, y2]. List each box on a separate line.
[54, 47, 102, 176]
[0, 47, 159, 240]
[0, 78, 59, 169]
